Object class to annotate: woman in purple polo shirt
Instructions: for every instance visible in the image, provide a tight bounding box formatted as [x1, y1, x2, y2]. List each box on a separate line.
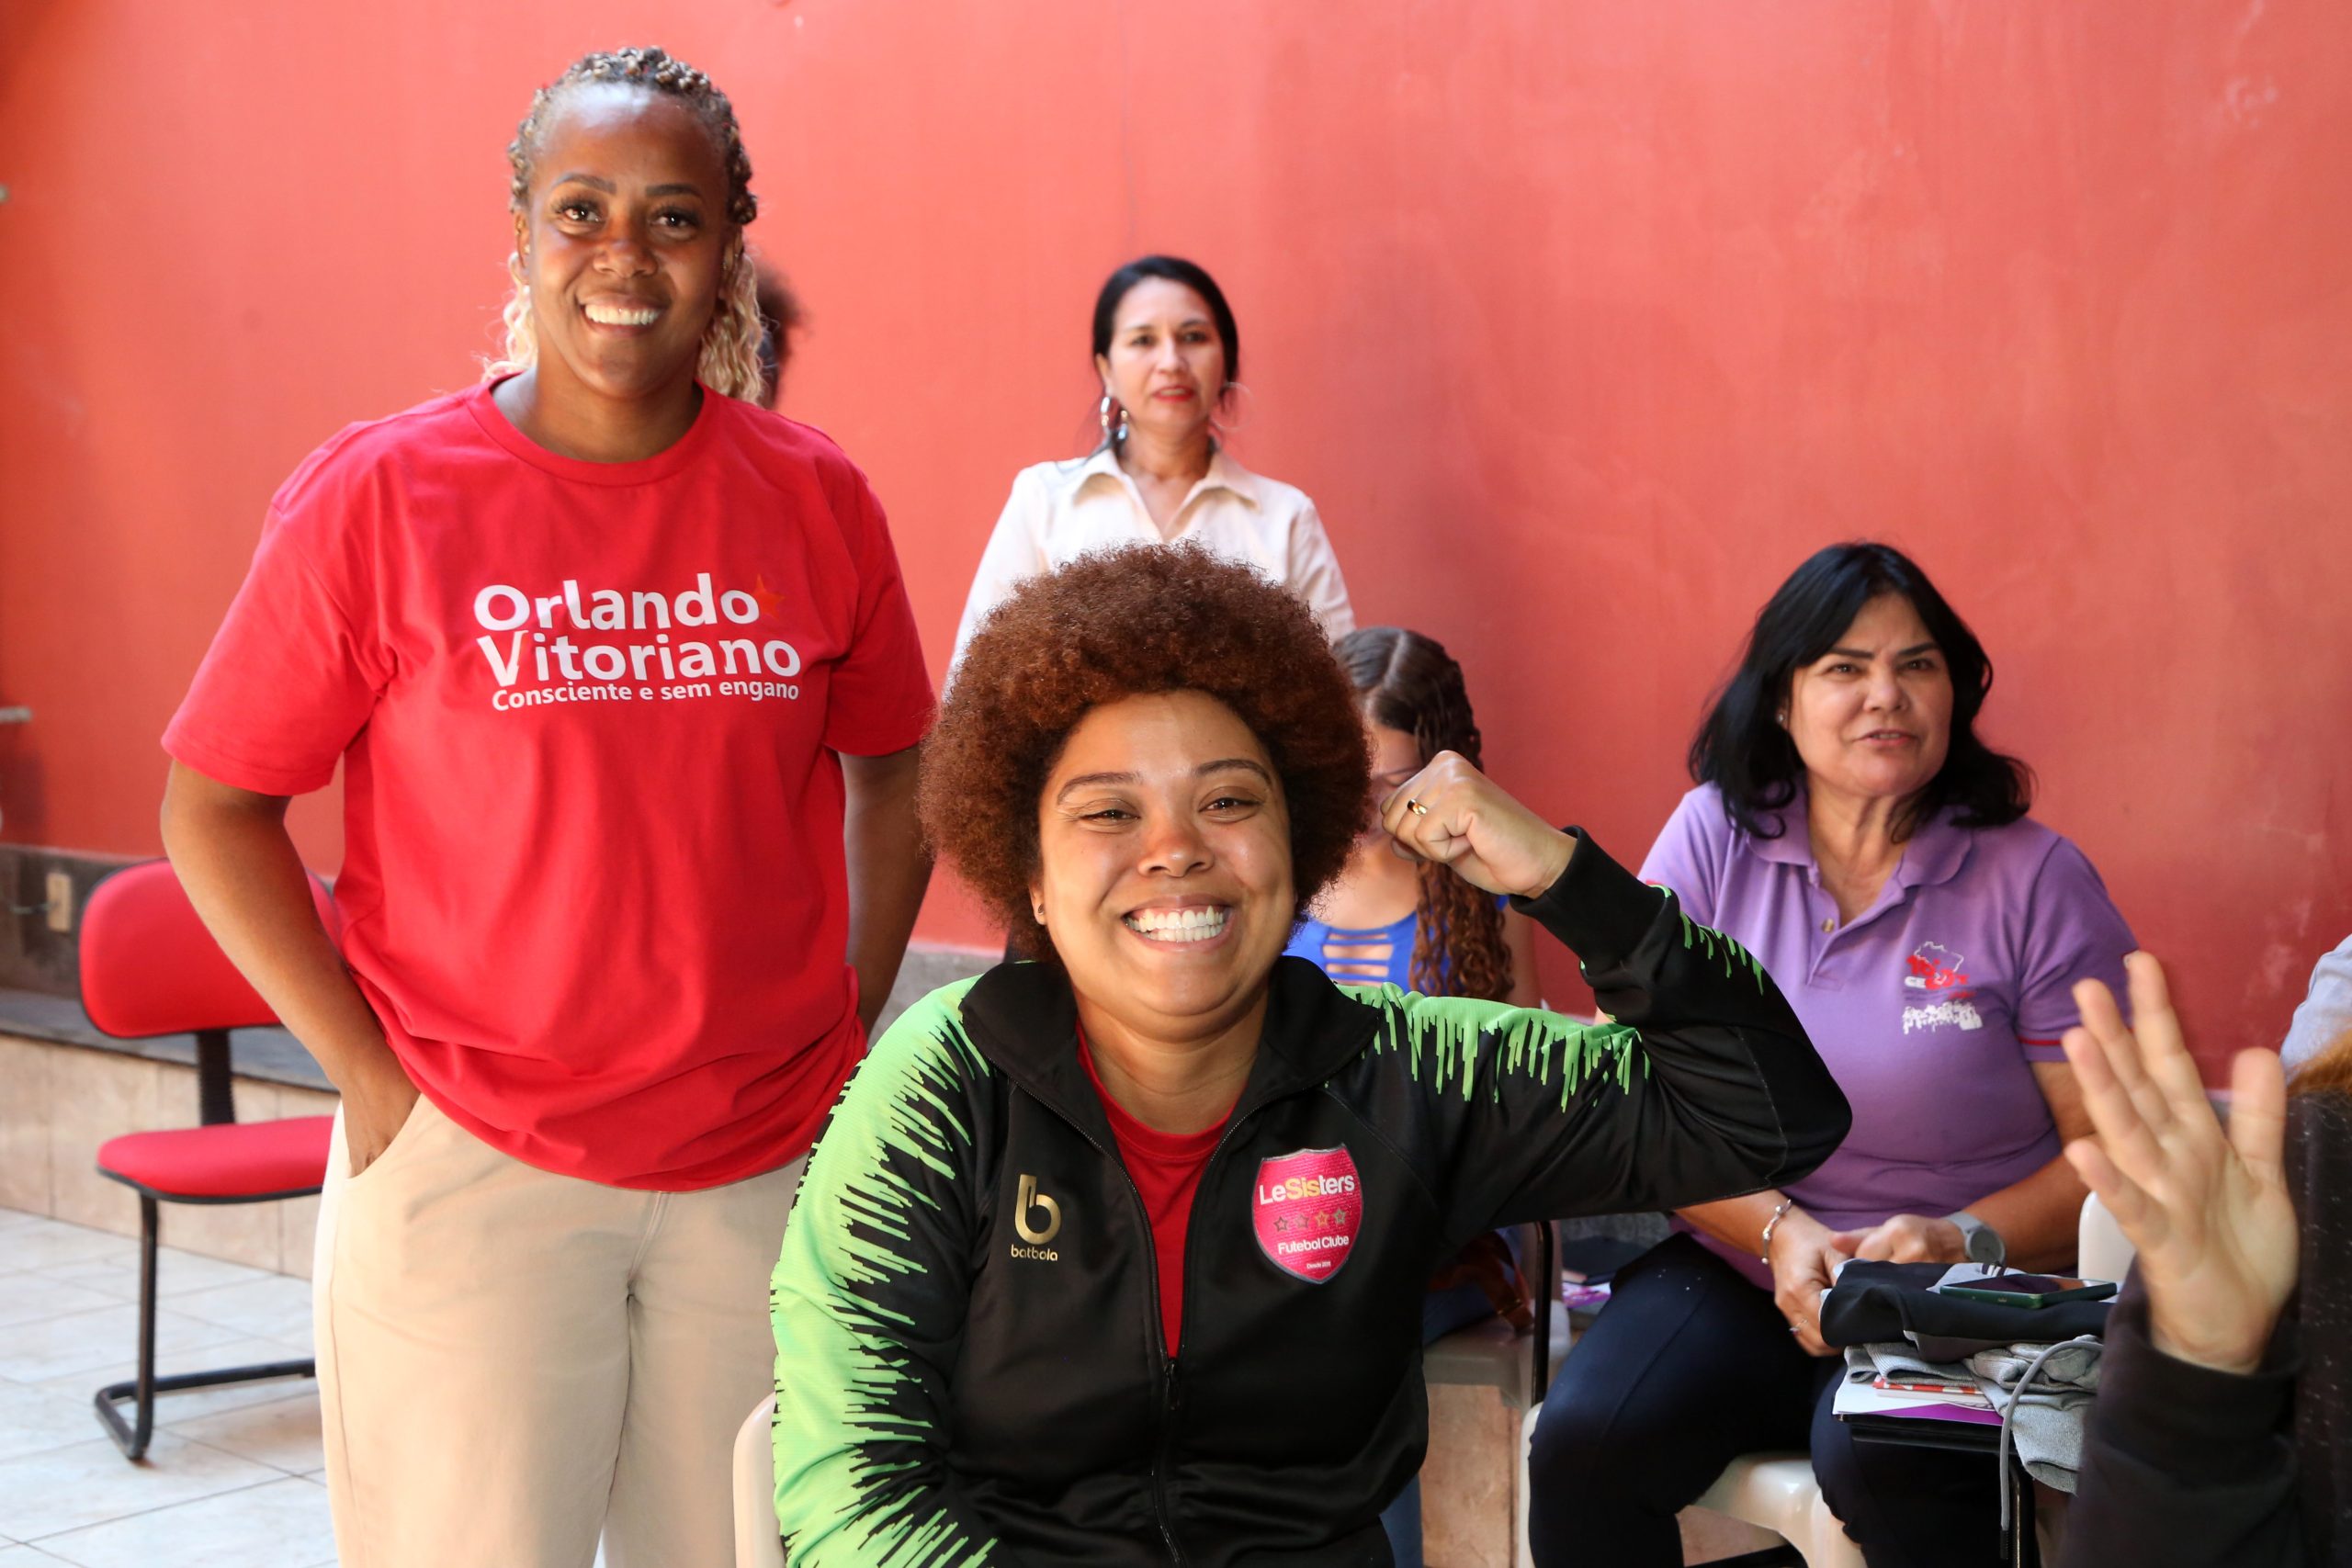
[1527, 542, 2135, 1568]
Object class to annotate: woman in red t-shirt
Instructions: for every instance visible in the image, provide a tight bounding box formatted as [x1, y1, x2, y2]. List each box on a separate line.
[161, 48, 933, 1568]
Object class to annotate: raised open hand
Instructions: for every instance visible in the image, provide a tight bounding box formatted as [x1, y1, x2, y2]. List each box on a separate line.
[2061, 953, 2298, 1375]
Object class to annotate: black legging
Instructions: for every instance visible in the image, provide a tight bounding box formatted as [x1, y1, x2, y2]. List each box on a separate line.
[1527, 1234, 2001, 1568]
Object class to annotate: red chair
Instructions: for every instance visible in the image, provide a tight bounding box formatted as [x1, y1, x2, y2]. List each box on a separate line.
[78, 859, 339, 1461]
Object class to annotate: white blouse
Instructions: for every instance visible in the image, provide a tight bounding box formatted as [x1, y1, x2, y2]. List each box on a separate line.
[949, 446, 1356, 671]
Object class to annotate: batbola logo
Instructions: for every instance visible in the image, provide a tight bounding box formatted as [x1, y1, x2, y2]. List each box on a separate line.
[1009, 1173, 1061, 1261]
[1251, 1146, 1363, 1283]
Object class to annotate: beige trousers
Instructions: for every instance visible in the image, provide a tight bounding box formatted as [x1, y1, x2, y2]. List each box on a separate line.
[313, 1096, 802, 1568]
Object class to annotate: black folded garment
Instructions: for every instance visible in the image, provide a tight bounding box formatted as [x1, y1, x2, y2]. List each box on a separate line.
[1819, 1262, 2111, 1357]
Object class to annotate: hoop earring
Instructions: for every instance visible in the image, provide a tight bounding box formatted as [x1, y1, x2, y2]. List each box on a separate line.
[1099, 394, 1129, 442]
[1213, 379, 1254, 434]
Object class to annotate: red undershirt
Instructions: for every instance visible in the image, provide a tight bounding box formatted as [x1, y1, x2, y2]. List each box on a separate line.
[1077, 1032, 1234, 1356]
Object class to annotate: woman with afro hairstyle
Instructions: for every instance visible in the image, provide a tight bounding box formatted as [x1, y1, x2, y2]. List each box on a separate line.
[160, 48, 933, 1566]
[768, 544, 1849, 1566]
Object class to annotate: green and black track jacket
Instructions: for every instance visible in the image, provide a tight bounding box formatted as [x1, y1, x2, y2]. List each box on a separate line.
[769, 834, 1850, 1566]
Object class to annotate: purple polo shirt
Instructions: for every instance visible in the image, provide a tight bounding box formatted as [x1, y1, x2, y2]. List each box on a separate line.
[1643, 784, 2135, 1289]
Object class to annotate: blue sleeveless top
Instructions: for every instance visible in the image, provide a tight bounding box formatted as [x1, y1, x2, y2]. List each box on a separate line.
[1283, 896, 1510, 992]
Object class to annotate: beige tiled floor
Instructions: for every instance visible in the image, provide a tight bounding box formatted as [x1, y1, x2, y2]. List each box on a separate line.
[1, 1201, 1767, 1565]
[0, 1207, 334, 1567]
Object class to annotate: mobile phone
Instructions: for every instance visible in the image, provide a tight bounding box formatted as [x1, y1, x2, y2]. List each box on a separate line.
[1871, 1375, 1985, 1400]
[1937, 1272, 2118, 1309]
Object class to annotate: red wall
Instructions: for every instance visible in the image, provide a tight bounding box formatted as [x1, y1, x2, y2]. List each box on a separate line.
[3, 2, 2346, 1075]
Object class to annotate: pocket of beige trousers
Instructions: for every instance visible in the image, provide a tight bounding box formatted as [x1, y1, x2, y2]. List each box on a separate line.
[344, 1091, 438, 1185]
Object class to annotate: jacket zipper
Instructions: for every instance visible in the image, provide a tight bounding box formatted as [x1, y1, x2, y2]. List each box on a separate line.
[1156, 1355, 1185, 1564]
[1154, 1106, 1269, 1565]
[1060, 1097, 1268, 1566]
[1058, 1117, 1193, 1566]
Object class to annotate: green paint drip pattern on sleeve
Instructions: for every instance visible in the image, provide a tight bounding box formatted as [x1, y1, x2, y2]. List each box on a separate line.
[1341, 906, 1770, 1108]
[770, 977, 1001, 1568]
[1676, 900, 1771, 990]
[1345, 985, 1650, 1106]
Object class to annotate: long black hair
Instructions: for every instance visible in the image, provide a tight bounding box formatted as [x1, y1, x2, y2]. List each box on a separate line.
[1089, 255, 1241, 447]
[1689, 542, 2032, 840]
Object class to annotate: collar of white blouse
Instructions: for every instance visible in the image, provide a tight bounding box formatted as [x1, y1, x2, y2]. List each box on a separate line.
[1071, 444, 1261, 530]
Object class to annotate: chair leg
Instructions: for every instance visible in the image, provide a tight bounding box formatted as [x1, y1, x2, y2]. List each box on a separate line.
[92, 1196, 161, 1460]
[94, 1196, 316, 1461]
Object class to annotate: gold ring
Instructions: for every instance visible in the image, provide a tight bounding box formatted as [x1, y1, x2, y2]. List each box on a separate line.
[1407, 798, 1430, 817]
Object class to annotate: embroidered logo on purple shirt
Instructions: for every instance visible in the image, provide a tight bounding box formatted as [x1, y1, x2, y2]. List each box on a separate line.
[1902, 942, 1983, 1034]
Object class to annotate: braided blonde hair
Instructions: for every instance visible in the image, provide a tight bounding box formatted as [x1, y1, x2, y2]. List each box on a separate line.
[487, 47, 765, 403]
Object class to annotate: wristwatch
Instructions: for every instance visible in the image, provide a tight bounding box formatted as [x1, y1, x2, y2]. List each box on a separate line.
[1944, 1210, 2007, 1269]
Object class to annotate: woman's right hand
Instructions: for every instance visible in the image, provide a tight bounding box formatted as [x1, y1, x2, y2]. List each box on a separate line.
[161, 762, 424, 1180]
[1766, 1206, 1855, 1357]
[2061, 953, 2298, 1376]
[1378, 751, 1576, 900]
[338, 1047, 422, 1179]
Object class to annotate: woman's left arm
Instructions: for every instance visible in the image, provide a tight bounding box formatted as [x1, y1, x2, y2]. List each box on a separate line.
[1955, 1062, 2094, 1269]
[841, 745, 933, 1038]
[1834, 1062, 2092, 1270]
[1381, 753, 1851, 1232]
[822, 468, 938, 1037]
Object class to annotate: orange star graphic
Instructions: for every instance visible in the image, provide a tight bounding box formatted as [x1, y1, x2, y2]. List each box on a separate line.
[750, 574, 789, 621]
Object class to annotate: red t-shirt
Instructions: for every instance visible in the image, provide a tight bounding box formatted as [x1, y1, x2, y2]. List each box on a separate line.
[1078, 1036, 1232, 1355]
[164, 382, 933, 1190]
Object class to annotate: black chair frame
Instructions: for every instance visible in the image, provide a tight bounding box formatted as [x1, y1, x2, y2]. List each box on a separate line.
[90, 1025, 321, 1461]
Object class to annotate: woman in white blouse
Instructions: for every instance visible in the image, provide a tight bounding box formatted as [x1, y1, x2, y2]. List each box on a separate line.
[950, 255, 1354, 670]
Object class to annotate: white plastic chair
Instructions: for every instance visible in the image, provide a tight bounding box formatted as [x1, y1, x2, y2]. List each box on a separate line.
[733, 1394, 786, 1568]
[1513, 1403, 1544, 1568]
[1688, 1450, 1867, 1567]
[2077, 1190, 2134, 1285]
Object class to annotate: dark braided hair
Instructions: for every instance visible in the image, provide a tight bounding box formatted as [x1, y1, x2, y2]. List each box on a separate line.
[490, 47, 765, 400]
[1335, 627, 1515, 1002]
[507, 47, 757, 227]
